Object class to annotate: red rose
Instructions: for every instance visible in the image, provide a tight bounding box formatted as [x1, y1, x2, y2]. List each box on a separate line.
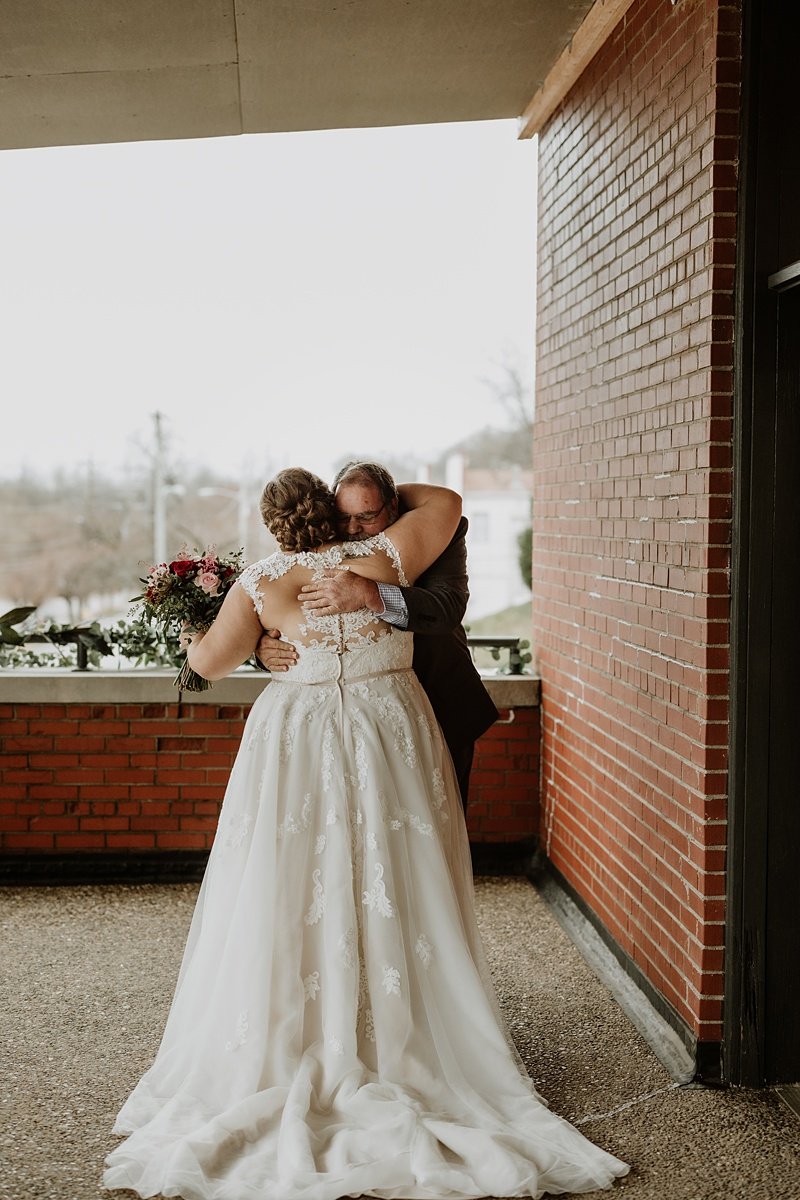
[169, 558, 195, 577]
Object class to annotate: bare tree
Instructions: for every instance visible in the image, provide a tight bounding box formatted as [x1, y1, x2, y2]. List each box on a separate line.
[480, 356, 533, 438]
[424, 353, 534, 473]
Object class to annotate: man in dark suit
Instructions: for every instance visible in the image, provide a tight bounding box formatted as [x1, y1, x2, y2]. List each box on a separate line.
[256, 461, 497, 810]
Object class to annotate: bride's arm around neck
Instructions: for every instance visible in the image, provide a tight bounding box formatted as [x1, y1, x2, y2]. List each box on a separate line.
[186, 582, 264, 682]
[386, 484, 462, 583]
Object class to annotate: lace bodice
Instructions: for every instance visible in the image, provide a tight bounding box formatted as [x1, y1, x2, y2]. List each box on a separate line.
[239, 532, 409, 663]
[264, 626, 414, 684]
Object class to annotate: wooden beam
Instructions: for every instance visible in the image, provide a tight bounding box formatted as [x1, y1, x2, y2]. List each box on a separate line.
[517, 0, 638, 138]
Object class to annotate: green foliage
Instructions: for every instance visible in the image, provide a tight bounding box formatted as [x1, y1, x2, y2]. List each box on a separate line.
[464, 602, 533, 671]
[0, 606, 37, 645]
[0, 642, 71, 668]
[0, 610, 185, 670]
[106, 618, 184, 668]
[463, 632, 532, 675]
[0, 610, 113, 668]
[41, 622, 113, 665]
[517, 525, 532, 590]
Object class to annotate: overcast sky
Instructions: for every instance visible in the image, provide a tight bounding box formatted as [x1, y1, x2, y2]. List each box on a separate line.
[1, 119, 537, 486]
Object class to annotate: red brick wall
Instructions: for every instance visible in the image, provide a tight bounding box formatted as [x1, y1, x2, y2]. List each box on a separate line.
[466, 709, 539, 841]
[0, 702, 539, 853]
[533, 0, 739, 1043]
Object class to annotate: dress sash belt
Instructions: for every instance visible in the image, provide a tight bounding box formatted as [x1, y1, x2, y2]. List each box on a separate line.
[269, 665, 414, 687]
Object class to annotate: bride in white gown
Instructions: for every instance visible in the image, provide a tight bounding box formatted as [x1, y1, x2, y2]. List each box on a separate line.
[103, 469, 629, 1200]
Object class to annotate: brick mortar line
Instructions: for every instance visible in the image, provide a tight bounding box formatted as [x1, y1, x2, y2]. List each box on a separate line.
[537, 673, 730, 719]
[539, 692, 729, 767]
[542, 796, 727, 928]
[542, 740, 727, 837]
[540, 750, 727, 863]
[542, 780, 728, 898]
[543, 733, 727, 805]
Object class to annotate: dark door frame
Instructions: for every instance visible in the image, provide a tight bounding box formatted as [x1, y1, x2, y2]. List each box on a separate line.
[726, 0, 800, 1086]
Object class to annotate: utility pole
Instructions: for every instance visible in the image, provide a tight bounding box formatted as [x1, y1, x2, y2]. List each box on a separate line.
[152, 412, 166, 565]
[237, 481, 249, 562]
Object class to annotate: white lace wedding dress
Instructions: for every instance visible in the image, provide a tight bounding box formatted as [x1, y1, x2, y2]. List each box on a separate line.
[103, 534, 629, 1200]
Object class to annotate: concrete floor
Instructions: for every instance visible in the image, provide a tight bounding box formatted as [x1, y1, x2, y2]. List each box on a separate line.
[1, 877, 798, 1200]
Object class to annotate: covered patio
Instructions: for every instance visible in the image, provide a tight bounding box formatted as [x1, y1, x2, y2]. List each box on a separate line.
[3, 0, 800, 1166]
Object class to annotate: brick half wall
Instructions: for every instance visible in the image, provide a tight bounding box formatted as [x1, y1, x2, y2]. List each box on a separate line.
[0, 674, 539, 862]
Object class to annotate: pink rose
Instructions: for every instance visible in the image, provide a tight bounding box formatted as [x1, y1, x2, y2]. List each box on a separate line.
[195, 571, 221, 595]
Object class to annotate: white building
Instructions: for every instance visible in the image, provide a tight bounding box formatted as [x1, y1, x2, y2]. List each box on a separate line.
[443, 453, 532, 620]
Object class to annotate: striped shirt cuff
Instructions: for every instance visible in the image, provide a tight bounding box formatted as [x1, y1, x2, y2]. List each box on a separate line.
[376, 583, 409, 629]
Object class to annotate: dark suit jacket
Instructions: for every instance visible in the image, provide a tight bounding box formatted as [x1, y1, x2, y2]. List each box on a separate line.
[401, 517, 498, 750]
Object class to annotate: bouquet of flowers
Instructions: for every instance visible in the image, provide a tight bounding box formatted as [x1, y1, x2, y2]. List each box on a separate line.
[131, 546, 244, 692]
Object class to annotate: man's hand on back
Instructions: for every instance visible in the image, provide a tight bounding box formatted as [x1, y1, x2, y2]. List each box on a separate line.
[256, 629, 298, 672]
[299, 568, 383, 617]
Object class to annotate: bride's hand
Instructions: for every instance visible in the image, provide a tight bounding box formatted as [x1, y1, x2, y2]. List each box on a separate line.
[299, 569, 383, 616]
[179, 622, 202, 651]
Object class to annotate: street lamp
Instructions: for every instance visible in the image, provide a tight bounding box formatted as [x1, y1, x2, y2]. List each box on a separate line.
[198, 485, 250, 561]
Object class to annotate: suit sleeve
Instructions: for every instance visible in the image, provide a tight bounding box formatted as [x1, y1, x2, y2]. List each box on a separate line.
[398, 522, 469, 636]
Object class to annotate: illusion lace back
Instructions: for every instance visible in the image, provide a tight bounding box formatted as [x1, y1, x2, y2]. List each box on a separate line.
[103, 534, 629, 1200]
[239, 531, 410, 661]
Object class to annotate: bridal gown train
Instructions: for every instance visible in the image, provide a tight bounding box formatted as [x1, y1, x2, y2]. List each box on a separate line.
[103, 533, 629, 1200]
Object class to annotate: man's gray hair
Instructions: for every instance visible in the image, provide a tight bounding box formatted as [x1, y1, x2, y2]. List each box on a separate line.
[332, 461, 399, 509]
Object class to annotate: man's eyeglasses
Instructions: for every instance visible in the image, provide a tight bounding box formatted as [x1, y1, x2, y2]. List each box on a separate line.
[335, 503, 386, 527]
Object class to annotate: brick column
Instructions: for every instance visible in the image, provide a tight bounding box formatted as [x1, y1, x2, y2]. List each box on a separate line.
[533, 0, 739, 1047]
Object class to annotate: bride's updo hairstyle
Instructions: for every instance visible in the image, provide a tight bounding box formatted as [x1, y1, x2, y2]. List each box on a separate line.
[259, 468, 337, 552]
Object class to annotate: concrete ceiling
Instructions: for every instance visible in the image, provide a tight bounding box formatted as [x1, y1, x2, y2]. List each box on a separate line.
[0, 0, 595, 150]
